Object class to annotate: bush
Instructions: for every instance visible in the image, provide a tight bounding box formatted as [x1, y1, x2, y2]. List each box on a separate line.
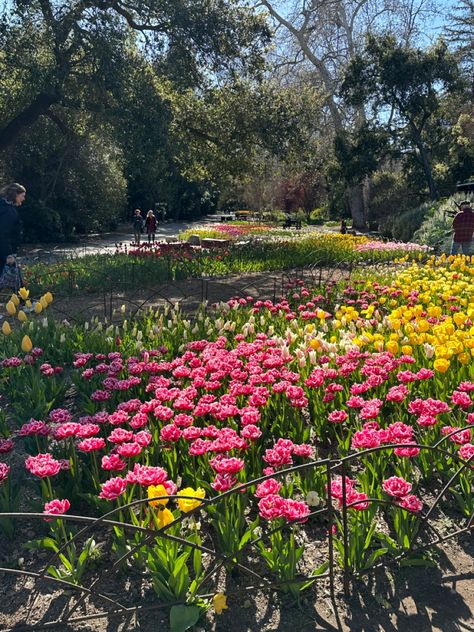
[19, 202, 63, 243]
[414, 198, 456, 252]
[368, 170, 419, 225]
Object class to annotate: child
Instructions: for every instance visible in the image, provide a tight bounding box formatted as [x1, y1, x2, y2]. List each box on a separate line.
[0, 254, 24, 292]
[145, 210, 157, 243]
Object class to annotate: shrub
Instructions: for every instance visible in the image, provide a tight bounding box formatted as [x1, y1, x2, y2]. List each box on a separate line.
[413, 198, 456, 252]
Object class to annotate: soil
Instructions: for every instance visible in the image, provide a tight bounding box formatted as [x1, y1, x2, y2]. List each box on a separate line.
[0, 534, 472, 632]
[46, 266, 351, 323]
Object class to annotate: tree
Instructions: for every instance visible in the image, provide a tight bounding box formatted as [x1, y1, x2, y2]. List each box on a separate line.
[0, 0, 270, 151]
[252, 0, 441, 227]
[341, 35, 460, 200]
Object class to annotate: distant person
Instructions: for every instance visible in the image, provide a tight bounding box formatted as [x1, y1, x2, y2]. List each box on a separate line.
[145, 210, 157, 243]
[0, 182, 26, 271]
[132, 208, 143, 244]
[451, 200, 474, 255]
[340, 219, 347, 234]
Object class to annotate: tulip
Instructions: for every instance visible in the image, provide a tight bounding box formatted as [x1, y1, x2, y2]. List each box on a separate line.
[6, 301, 16, 315]
[34, 302, 43, 314]
[40, 297, 48, 309]
[17, 310, 27, 322]
[18, 287, 29, 300]
[10, 294, 20, 306]
[1, 321, 11, 335]
[44, 292, 53, 304]
[25, 300, 32, 309]
[21, 335, 32, 353]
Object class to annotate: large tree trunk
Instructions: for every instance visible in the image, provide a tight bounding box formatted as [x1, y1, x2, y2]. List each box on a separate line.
[348, 183, 366, 229]
[0, 92, 60, 152]
[417, 142, 438, 201]
[347, 184, 367, 230]
[410, 123, 438, 201]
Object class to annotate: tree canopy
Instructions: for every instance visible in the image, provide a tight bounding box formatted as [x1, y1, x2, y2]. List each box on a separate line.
[0, 0, 471, 240]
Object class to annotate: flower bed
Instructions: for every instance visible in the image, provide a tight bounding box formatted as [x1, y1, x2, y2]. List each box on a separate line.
[23, 233, 428, 296]
[0, 254, 472, 628]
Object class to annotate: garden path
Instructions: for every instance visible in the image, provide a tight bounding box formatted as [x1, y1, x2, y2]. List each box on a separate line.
[19, 219, 334, 265]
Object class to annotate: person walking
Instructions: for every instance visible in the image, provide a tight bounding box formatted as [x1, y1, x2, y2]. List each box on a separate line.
[132, 208, 143, 244]
[451, 200, 474, 255]
[0, 182, 26, 271]
[145, 210, 157, 243]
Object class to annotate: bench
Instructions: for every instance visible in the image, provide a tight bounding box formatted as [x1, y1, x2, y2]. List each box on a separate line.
[220, 214, 236, 222]
[283, 218, 302, 229]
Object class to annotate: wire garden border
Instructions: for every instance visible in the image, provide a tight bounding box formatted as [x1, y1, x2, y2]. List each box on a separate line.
[0, 429, 472, 631]
[25, 255, 356, 325]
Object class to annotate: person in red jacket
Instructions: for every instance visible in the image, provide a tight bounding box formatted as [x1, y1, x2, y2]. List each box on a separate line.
[451, 200, 474, 255]
[145, 210, 157, 243]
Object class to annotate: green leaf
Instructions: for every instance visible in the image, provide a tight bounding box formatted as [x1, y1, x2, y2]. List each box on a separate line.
[193, 547, 202, 578]
[362, 547, 388, 570]
[169, 605, 200, 632]
[24, 537, 59, 552]
[399, 557, 436, 568]
[311, 560, 330, 576]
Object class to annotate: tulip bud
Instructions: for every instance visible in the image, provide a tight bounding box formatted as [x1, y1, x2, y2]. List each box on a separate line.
[21, 335, 32, 353]
[10, 294, 20, 306]
[34, 302, 43, 314]
[2, 321, 11, 335]
[25, 300, 32, 309]
[40, 297, 48, 309]
[6, 301, 16, 315]
[44, 292, 53, 304]
[17, 310, 27, 322]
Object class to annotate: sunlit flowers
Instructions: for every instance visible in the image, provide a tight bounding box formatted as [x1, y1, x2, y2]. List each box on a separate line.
[177, 487, 206, 512]
[21, 335, 33, 353]
[213, 592, 228, 614]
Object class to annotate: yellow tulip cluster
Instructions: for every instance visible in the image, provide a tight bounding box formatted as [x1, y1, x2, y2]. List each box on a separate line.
[2, 289, 53, 335]
[347, 255, 474, 371]
[1, 287, 53, 344]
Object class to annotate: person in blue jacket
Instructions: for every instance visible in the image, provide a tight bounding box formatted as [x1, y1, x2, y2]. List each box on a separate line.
[0, 182, 26, 270]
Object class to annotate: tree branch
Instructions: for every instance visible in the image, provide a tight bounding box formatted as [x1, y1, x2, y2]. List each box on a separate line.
[0, 92, 60, 152]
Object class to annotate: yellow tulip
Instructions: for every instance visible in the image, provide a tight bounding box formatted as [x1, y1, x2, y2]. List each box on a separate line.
[147, 484, 169, 507]
[18, 287, 29, 300]
[6, 301, 16, 315]
[2, 321, 11, 335]
[25, 300, 32, 309]
[10, 294, 20, 306]
[458, 353, 470, 365]
[40, 297, 48, 309]
[433, 358, 450, 373]
[17, 310, 27, 322]
[213, 593, 228, 615]
[177, 487, 205, 513]
[21, 335, 32, 353]
[44, 292, 53, 304]
[155, 508, 174, 529]
[34, 302, 43, 314]
[386, 340, 399, 355]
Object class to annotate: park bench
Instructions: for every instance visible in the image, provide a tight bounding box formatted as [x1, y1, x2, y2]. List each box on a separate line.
[220, 213, 236, 222]
[283, 218, 302, 229]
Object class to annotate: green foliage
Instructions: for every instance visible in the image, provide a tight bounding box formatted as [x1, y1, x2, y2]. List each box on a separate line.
[368, 170, 419, 223]
[0, 0, 272, 236]
[413, 199, 456, 251]
[341, 34, 461, 200]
